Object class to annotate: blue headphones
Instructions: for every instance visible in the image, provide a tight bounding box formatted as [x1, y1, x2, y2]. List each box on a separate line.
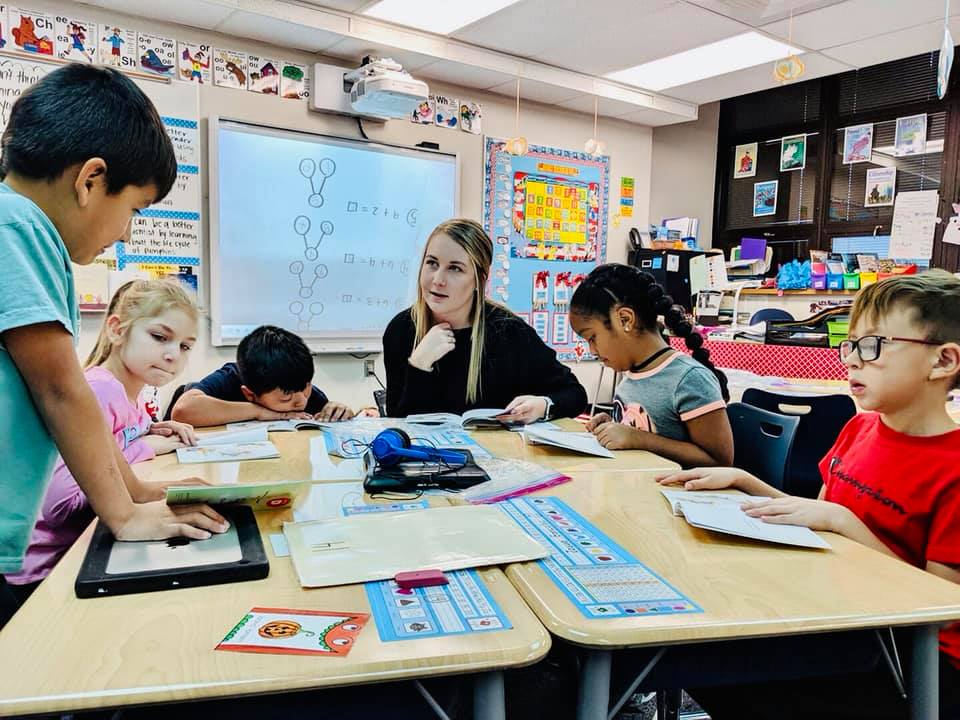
[370, 428, 468, 467]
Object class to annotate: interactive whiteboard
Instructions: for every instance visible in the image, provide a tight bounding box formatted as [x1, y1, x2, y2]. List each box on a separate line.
[209, 117, 458, 351]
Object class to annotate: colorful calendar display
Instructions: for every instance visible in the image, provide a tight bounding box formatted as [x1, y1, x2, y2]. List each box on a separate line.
[483, 139, 608, 360]
[518, 174, 595, 250]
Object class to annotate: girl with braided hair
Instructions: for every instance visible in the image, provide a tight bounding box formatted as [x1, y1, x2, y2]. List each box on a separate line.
[570, 263, 734, 467]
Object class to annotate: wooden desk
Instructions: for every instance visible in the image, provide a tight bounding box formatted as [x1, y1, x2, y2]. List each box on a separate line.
[472, 419, 680, 474]
[0, 432, 551, 718]
[134, 430, 360, 485]
[504, 471, 960, 720]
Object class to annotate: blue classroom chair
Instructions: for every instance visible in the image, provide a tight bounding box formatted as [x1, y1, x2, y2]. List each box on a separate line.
[749, 308, 794, 325]
[727, 402, 799, 491]
[741, 389, 856, 498]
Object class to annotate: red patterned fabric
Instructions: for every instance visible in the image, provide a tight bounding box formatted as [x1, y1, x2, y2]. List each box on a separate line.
[669, 337, 847, 381]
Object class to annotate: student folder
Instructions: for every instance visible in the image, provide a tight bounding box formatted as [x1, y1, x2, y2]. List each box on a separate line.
[283, 505, 549, 588]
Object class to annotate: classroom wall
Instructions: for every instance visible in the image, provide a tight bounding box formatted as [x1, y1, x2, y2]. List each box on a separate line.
[43, 0, 655, 411]
[649, 102, 719, 248]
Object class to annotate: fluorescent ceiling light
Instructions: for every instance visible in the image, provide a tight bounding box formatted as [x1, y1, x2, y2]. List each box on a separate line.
[606, 32, 803, 91]
[362, 0, 521, 34]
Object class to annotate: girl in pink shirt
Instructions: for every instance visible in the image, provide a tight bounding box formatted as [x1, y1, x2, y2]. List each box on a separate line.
[5, 280, 200, 595]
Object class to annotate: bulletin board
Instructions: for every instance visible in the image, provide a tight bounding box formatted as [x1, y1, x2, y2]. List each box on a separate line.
[482, 138, 609, 360]
[0, 52, 201, 308]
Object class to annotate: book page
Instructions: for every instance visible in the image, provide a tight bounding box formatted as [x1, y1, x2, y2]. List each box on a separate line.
[659, 488, 751, 516]
[523, 425, 615, 458]
[197, 427, 269, 446]
[678, 502, 831, 549]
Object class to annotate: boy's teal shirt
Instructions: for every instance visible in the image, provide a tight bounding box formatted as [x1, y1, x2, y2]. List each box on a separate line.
[0, 183, 79, 573]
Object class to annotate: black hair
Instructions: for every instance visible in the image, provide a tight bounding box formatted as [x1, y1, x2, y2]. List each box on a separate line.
[0, 64, 177, 200]
[237, 325, 315, 396]
[570, 263, 729, 401]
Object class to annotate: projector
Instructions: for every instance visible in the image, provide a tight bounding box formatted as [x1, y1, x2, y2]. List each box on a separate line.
[346, 57, 428, 119]
[310, 57, 428, 122]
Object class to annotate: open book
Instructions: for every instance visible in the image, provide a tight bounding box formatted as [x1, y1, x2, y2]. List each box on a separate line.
[522, 424, 614, 458]
[176, 427, 280, 465]
[226, 419, 329, 432]
[166, 479, 308, 509]
[406, 408, 523, 430]
[661, 488, 831, 550]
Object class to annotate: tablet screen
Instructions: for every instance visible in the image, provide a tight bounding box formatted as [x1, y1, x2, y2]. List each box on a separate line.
[105, 524, 243, 574]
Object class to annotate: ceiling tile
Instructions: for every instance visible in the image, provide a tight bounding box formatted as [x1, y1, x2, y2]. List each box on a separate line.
[82, 0, 239, 29]
[298, 1, 377, 11]
[216, 10, 345, 51]
[452, 0, 679, 70]
[488, 78, 581, 104]
[820, 18, 959, 67]
[322, 37, 439, 71]
[663, 52, 849, 104]
[686, 0, 847, 27]
[532, 2, 749, 75]
[616, 108, 696, 126]
[417, 61, 516, 90]
[761, 0, 947, 51]
[556, 94, 651, 117]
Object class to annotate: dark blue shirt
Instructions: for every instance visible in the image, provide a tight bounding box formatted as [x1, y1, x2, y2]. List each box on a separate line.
[187, 362, 329, 414]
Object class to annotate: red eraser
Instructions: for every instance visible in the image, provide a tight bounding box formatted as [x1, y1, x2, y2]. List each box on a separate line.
[395, 569, 448, 589]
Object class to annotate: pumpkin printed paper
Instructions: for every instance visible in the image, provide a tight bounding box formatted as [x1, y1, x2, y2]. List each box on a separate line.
[216, 607, 369, 656]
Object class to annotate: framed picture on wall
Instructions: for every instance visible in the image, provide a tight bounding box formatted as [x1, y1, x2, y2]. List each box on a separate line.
[895, 114, 927, 156]
[753, 180, 779, 217]
[779, 134, 806, 171]
[864, 167, 896, 207]
[734, 143, 757, 178]
[842, 124, 874, 164]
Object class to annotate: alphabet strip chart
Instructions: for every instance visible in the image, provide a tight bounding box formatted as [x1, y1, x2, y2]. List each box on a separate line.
[365, 569, 512, 642]
[501, 497, 701, 619]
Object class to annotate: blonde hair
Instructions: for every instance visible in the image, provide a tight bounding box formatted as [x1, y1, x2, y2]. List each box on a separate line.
[850, 269, 960, 343]
[411, 218, 495, 404]
[85, 279, 199, 368]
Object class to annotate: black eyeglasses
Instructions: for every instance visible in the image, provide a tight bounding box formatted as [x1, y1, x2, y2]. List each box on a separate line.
[838, 335, 942, 362]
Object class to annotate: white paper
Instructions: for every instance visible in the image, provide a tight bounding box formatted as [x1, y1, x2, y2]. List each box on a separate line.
[659, 488, 751, 516]
[666, 254, 680, 272]
[293, 481, 366, 521]
[176, 441, 279, 465]
[889, 190, 939, 260]
[197, 427, 268, 446]
[678, 501, 831, 549]
[523, 425, 615, 458]
[309, 437, 364, 481]
[283, 505, 550, 587]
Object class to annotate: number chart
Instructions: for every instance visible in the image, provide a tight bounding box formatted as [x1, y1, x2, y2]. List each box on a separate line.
[501, 496, 701, 619]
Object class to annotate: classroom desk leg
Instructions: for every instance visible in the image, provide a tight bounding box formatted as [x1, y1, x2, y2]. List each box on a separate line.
[576, 649, 612, 720]
[911, 625, 939, 720]
[474, 670, 505, 720]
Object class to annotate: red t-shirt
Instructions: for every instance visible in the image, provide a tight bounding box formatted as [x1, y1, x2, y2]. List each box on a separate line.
[819, 412, 960, 667]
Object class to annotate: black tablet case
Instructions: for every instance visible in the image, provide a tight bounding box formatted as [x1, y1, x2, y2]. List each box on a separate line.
[75, 504, 269, 598]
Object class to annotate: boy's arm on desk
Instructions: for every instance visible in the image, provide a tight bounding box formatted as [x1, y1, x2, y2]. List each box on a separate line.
[4, 323, 227, 540]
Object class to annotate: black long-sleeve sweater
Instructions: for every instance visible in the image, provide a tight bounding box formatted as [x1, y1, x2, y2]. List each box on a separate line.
[382, 304, 588, 419]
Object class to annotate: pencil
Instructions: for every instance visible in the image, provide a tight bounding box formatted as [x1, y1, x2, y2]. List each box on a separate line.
[589, 364, 605, 417]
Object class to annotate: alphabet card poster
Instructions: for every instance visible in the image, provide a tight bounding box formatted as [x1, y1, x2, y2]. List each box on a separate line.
[482, 138, 609, 360]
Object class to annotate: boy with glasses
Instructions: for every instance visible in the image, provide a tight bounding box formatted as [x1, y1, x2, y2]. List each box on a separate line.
[658, 270, 960, 718]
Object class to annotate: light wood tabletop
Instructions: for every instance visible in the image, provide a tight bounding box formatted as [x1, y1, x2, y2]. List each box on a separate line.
[0, 506, 550, 717]
[469, 419, 681, 474]
[500, 471, 960, 719]
[505, 470, 960, 648]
